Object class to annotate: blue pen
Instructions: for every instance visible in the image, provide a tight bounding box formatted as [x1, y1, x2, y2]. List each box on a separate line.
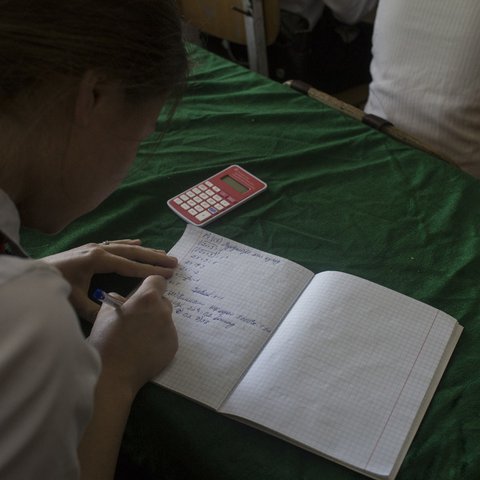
[93, 288, 125, 309]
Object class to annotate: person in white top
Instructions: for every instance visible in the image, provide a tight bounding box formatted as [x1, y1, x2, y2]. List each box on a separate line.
[364, 0, 480, 179]
[0, 189, 101, 479]
[0, 1, 188, 479]
[279, 0, 378, 29]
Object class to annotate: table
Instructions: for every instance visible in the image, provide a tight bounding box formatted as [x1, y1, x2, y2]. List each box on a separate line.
[22, 44, 480, 480]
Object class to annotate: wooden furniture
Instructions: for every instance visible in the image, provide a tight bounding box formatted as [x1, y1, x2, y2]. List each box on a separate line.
[178, 0, 280, 75]
[285, 79, 457, 168]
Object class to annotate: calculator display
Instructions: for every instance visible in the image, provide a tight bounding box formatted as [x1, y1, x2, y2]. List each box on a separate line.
[221, 175, 249, 193]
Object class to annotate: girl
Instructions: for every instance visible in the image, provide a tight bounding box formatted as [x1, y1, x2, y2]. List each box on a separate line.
[0, 1, 188, 478]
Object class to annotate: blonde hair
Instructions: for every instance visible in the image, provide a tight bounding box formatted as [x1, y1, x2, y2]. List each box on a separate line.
[0, 0, 188, 105]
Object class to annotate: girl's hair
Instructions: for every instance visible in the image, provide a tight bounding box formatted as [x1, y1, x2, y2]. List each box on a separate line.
[0, 0, 188, 105]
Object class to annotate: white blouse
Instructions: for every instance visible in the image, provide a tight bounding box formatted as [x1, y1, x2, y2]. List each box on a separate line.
[365, 0, 480, 179]
[279, 0, 377, 28]
[0, 189, 100, 479]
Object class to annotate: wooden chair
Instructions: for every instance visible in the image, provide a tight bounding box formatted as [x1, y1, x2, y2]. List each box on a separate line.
[178, 0, 280, 76]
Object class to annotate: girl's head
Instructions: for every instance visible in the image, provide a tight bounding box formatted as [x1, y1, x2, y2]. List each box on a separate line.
[0, 0, 188, 233]
[0, 0, 188, 107]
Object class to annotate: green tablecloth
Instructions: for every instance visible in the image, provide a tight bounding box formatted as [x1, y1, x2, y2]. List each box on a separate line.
[22, 45, 480, 480]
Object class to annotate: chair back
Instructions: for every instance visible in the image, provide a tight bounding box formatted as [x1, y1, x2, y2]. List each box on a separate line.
[178, 0, 280, 45]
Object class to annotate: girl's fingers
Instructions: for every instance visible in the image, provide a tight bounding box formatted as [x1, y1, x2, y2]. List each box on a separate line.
[98, 243, 177, 268]
[95, 252, 177, 279]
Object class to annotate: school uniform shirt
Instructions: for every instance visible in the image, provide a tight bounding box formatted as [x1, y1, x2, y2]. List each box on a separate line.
[365, 0, 480, 179]
[0, 188, 101, 479]
[279, 0, 377, 29]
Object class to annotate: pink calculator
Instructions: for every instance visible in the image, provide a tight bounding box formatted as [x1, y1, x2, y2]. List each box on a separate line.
[167, 165, 267, 226]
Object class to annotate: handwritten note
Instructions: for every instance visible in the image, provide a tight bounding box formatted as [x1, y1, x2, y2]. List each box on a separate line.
[154, 225, 313, 409]
[167, 234, 285, 334]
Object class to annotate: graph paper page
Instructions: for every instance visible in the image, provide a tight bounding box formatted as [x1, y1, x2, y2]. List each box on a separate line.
[154, 226, 314, 409]
[221, 271, 462, 479]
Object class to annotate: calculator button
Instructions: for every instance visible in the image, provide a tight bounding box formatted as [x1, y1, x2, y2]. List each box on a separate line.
[206, 189, 214, 196]
[200, 193, 209, 200]
[196, 211, 212, 222]
[188, 208, 197, 215]
[213, 194, 222, 201]
[212, 186, 221, 192]
[219, 191, 229, 198]
[198, 184, 207, 191]
[180, 203, 190, 210]
[215, 203, 224, 211]
[205, 181, 213, 187]
[193, 196, 203, 203]
[208, 207, 218, 214]
[207, 198, 216, 205]
[220, 200, 230, 207]
[180, 194, 189, 201]
[173, 197, 182, 205]
[201, 201, 210, 208]
[227, 196, 235, 203]
[186, 191, 195, 198]
[194, 205, 203, 212]
[192, 187, 201, 194]
[187, 199, 196, 207]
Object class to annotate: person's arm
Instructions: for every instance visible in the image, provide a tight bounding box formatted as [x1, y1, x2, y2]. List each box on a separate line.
[78, 275, 177, 480]
[77, 373, 133, 480]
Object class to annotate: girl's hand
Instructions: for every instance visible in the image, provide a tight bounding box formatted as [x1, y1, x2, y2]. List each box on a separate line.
[88, 275, 177, 395]
[42, 239, 177, 321]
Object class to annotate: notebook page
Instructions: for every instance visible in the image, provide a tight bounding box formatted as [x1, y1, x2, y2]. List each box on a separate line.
[221, 271, 461, 479]
[155, 225, 314, 409]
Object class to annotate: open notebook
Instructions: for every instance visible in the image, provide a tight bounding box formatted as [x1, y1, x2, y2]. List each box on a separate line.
[156, 225, 462, 480]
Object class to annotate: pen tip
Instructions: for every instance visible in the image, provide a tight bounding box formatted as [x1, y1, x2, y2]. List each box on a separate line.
[92, 288, 105, 301]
